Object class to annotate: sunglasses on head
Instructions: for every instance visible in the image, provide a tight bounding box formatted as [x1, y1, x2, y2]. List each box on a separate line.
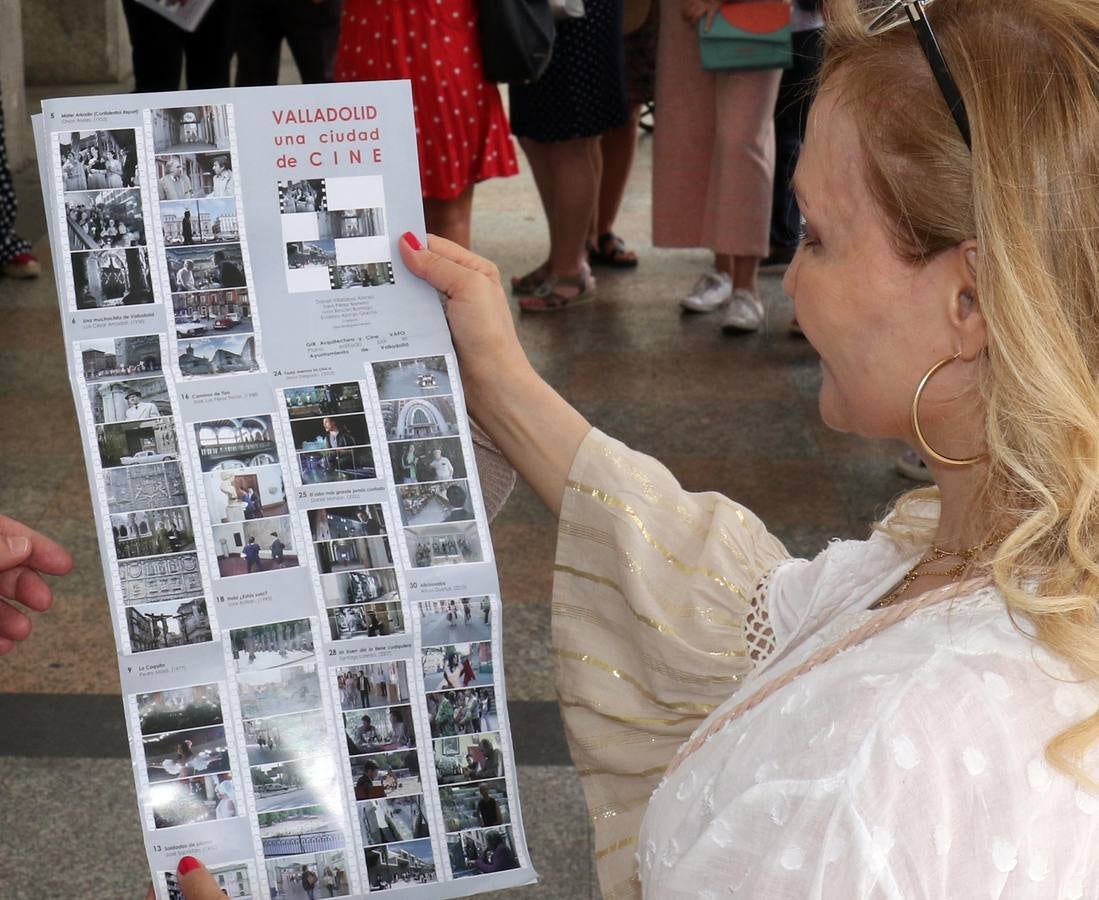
[867, 0, 972, 149]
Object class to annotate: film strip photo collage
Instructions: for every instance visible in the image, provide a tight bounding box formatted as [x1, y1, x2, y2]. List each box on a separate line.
[371, 356, 486, 571]
[57, 126, 154, 311]
[144, 104, 263, 379]
[223, 615, 360, 896]
[277, 175, 395, 293]
[75, 333, 217, 657]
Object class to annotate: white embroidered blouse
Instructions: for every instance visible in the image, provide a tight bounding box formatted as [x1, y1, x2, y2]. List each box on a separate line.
[552, 430, 1099, 899]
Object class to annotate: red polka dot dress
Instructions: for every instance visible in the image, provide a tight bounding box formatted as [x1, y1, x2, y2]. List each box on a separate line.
[334, 0, 519, 200]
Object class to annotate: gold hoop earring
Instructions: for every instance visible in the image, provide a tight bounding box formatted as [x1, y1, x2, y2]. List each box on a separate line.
[911, 353, 988, 468]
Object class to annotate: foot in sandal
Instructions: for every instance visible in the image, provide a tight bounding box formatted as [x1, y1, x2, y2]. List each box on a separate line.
[511, 261, 551, 293]
[517, 268, 596, 312]
[588, 232, 639, 269]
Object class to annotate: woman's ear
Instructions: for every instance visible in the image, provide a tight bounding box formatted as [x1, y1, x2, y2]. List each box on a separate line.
[951, 239, 987, 360]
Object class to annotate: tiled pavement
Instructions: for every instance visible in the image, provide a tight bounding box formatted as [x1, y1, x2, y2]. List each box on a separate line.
[0, 77, 911, 898]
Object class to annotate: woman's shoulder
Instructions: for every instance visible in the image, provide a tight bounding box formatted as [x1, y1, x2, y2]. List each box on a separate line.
[764, 525, 921, 649]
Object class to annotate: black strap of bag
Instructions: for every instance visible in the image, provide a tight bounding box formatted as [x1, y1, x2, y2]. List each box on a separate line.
[478, 0, 556, 84]
[795, 0, 822, 12]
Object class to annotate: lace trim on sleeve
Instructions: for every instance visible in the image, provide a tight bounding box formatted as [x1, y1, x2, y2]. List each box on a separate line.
[744, 566, 779, 665]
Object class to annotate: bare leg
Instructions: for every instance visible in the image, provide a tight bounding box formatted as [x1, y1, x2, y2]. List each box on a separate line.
[514, 137, 556, 285]
[424, 185, 475, 249]
[541, 136, 599, 278]
[593, 105, 641, 242]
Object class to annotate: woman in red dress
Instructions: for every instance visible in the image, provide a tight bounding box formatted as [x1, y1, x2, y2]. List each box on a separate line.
[334, 0, 519, 248]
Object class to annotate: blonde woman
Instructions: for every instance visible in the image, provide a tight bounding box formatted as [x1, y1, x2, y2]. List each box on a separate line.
[397, 0, 1099, 894]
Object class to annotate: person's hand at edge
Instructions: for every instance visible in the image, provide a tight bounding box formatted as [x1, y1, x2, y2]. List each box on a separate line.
[0, 513, 73, 653]
[143, 856, 226, 899]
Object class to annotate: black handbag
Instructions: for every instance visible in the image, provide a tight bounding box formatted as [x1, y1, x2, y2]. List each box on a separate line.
[478, 0, 556, 84]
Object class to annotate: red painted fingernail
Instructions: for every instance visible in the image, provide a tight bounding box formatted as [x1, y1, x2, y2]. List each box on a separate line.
[402, 231, 422, 251]
[178, 856, 202, 876]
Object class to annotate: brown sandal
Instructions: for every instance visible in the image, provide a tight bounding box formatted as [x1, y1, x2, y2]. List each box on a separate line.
[517, 271, 596, 312]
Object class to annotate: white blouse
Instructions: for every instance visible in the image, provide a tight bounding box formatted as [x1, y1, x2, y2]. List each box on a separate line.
[551, 430, 1099, 899]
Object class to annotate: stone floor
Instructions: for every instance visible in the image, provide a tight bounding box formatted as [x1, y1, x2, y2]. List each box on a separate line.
[0, 70, 912, 899]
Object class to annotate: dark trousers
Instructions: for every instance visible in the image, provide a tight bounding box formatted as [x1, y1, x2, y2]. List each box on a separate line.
[121, 0, 234, 92]
[233, 0, 343, 86]
[770, 28, 824, 250]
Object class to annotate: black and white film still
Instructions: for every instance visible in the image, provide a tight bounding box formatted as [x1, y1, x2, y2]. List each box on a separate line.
[282, 382, 376, 484]
[334, 661, 411, 712]
[64, 188, 146, 250]
[60, 129, 140, 191]
[321, 568, 403, 640]
[166, 242, 245, 293]
[152, 105, 232, 156]
[87, 376, 169, 424]
[104, 461, 188, 514]
[72, 245, 155, 309]
[134, 682, 241, 829]
[365, 838, 437, 890]
[278, 174, 392, 293]
[156, 151, 234, 200]
[119, 551, 205, 606]
[163, 861, 255, 900]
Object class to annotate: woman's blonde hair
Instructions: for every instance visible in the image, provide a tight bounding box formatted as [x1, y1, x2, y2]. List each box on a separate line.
[822, 0, 1099, 783]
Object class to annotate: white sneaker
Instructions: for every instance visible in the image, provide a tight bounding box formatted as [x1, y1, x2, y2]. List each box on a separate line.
[721, 289, 765, 333]
[680, 271, 733, 313]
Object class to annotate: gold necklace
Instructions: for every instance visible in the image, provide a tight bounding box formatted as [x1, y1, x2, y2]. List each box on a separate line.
[872, 534, 1004, 610]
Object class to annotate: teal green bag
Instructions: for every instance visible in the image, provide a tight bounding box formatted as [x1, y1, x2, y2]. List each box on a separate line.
[698, 2, 793, 71]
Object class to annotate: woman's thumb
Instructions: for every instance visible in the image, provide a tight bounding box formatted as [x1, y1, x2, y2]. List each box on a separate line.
[178, 857, 224, 899]
[398, 231, 478, 298]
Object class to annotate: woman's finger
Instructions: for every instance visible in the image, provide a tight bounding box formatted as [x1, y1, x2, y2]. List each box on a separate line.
[0, 636, 15, 656]
[144, 882, 156, 900]
[178, 856, 224, 899]
[422, 233, 502, 285]
[399, 232, 492, 297]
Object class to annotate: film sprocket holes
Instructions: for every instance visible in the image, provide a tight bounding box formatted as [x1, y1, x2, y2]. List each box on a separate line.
[37, 80, 533, 899]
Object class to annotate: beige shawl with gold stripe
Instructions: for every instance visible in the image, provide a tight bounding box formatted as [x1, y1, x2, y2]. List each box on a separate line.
[552, 429, 790, 898]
